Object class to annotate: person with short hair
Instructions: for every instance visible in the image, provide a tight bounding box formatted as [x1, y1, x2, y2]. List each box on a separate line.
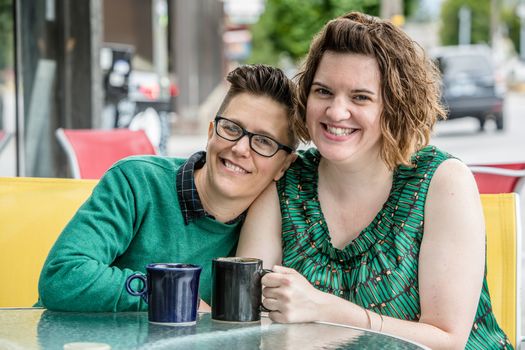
[38, 64, 298, 312]
[237, 12, 510, 349]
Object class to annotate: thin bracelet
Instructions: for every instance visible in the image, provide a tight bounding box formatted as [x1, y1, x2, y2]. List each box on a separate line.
[363, 307, 372, 329]
[378, 312, 384, 332]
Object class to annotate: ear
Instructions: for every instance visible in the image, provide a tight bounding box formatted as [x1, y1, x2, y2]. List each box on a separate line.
[204, 121, 214, 150]
[207, 121, 214, 139]
[273, 153, 297, 181]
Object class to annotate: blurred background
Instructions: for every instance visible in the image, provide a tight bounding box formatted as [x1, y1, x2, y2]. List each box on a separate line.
[0, 0, 524, 177]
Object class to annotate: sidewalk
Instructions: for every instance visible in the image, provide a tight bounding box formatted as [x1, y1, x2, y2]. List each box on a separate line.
[167, 132, 207, 158]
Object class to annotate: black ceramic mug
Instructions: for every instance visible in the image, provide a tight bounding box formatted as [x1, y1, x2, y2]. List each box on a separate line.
[125, 263, 202, 326]
[211, 257, 271, 322]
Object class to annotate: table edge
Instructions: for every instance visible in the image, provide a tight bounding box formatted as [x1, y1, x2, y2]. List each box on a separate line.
[314, 320, 431, 350]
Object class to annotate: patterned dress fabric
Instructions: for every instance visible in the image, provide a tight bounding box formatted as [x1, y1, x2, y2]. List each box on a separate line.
[277, 146, 511, 349]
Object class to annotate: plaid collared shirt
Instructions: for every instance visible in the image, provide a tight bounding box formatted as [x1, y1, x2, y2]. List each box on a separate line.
[176, 151, 246, 225]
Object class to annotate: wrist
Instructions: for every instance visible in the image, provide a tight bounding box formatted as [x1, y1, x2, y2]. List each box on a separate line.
[311, 289, 335, 322]
[363, 307, 372, 329]
[364, 309, 384, 332]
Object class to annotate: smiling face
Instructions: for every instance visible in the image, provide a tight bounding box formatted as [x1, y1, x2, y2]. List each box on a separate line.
[203, 92, 294, 202]
[306, 51, 383, 166]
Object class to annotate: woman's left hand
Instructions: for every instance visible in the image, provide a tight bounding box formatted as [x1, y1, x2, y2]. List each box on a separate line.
[261, 265, 325, 323]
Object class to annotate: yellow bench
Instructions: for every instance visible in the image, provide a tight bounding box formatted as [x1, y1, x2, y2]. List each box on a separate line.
[0, 177, 97, 307]
[0, 179, 521, 347]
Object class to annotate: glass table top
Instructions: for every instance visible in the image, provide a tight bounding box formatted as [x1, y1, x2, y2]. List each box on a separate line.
[0, 308, 428, 350]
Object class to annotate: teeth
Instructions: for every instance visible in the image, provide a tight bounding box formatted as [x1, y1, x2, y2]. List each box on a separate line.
[224, 160, 248, 174]
[326, 125, 354, 136]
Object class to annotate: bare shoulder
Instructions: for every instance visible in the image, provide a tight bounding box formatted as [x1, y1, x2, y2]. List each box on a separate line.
[425, 158, 484, 240]
[428, 158, 478, 197]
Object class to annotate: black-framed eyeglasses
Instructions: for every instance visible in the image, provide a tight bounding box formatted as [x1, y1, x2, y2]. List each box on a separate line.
[214, 115, 293, 158]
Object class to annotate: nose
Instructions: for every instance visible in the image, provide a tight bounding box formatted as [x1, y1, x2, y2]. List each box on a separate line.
[231, 134, 251, 157]
[326, 96, 350, 121]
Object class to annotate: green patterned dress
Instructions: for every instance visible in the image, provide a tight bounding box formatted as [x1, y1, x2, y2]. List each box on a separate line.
[277, 146, 511, 349]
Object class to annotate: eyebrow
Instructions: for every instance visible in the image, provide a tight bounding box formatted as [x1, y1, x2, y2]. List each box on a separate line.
[225, 116, 281, 141]
[311, 81, 377, 96]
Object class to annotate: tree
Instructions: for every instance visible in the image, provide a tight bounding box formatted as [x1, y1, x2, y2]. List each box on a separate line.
[247, 0, 417, 66]
[439, 0, 491, 46]
[0, 0, 13, 71]
[501, 4, 521, 55]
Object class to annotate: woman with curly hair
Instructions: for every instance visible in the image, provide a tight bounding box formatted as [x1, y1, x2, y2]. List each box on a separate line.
[238, 11, 510, 349]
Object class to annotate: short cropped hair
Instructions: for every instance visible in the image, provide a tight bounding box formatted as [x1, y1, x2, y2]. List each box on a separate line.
[218, 64, 298, 150]
[295, 12, 446, 169]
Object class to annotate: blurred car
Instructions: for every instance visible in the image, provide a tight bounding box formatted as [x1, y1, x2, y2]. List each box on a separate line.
[430, 45, 505, 131]
[128, 70, 178, 104]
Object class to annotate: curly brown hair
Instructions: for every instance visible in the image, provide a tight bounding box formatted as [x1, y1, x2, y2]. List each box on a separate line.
[295, 12, 446, 169]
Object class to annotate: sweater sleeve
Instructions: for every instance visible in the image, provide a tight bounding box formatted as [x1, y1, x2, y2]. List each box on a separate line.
[38, 166, 147, 312]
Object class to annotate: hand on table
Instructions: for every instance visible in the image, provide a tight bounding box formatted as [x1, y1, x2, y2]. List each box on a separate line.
[261, 265, 324, 323]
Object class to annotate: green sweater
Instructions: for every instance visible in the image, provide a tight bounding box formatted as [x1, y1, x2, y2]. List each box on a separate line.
[38, 156, 241, 311]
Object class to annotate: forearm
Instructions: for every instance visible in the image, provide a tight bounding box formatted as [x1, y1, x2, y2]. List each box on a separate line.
[316, 293, 465, 349]
[39, 256, 145, 312]
[237, 183, 282, 269]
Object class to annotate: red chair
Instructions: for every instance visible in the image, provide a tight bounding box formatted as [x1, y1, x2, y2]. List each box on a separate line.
[469, 163, 525, 194]
[56, 128, 157, 179]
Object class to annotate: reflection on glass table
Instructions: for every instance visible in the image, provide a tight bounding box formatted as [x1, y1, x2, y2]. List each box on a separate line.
[0, 308, 429, 350]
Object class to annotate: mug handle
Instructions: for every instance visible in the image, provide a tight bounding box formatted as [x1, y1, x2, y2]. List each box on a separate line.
[125, 273, 148, 303]
[259, 269, 273, 313]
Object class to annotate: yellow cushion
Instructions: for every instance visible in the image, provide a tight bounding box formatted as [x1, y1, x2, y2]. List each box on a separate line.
[481, 193, 520, 347]
[0, 177, 97, 307]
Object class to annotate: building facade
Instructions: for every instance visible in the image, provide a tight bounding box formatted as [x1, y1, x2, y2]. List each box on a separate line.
[0, 0, 224, 177]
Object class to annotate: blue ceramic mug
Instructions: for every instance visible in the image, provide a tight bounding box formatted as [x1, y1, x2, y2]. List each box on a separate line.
[125, 263, 202, 326]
